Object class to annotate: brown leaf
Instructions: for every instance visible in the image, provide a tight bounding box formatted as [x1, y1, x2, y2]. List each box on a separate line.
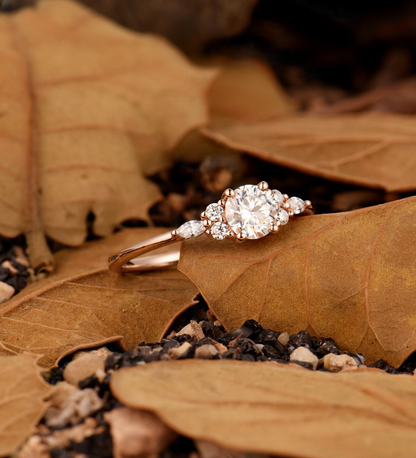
[0, 0, 215, 268]
[0, 353, 53, 456]
[312, 77, 416, 115]
[179, 197, 416, 368]
[0, 228, 198, 367]
[77, 0, 259, 54]
[110, 359, 416, 458]
[202, 113, 416, 191]
[208, 59, 296, 121]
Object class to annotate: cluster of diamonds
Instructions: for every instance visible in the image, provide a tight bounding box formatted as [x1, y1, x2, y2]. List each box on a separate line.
[176, 182, 311, 241]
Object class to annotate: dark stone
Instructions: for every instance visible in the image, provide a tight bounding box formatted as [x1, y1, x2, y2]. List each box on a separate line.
[291, 360, 314, 370]
[236, 353, 256, 362]
[196, 337, 213, 347]
[0, 266, 9, 282]
[369, 359, 398, 374]
[315, 339, 341, 357]
[200, 321, 224, 340]
[78, 374, 100, 390]
[161, 339, 180, 350]
[240, 319, 263, 338]
[288, 330, 312, 349]
[172, 334, 192, 343]
[45, 367, 64, 385]
[70, 432, 113, 458]
[273, 340, 286, 357]
[262, 344, 280, 359]
[256, 328, 279, 346]
[105, 353, 122, 371]
[233, 339, 258, 356]
[221, 349, 237, 359]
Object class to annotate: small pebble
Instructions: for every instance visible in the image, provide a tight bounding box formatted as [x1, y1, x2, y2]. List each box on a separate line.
[64, 353, 105, 386]
[168, 341, 193, 359]
[290, 347, 318, 370]
[176, 320, 205, 341]
[2, 260, 18, 275]
[195, 344, 219, 359]
[278, 332, 290, 346]
[105, 408, 177, 458]
[44, 382, 103, 427]
[322, 353, 358, 372]
[0, 280, 14, 303]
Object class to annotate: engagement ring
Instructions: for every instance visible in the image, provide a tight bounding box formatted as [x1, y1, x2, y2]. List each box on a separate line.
[108, 182, 314, 274]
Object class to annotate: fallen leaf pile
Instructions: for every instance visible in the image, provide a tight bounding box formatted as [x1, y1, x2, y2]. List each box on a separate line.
[180, 196, 416, 368]
[0, 0, 215, 269]
[0, 228, 198, 367]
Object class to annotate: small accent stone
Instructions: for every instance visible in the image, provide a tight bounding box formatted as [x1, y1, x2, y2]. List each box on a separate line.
[205, 203, 224, 222]
[290, 347, 318, 370]
[211, 222, 229, 240]
[63, 353, 105, 386]
[278, 331, 290, 346]
[177, 220, 205, 238]
[266, 189, 284, 207]
[288, 197, 307, 214]
[322, 353, 358, 372]
[168, 342, 193, 360]
[275, 208, 289, 225]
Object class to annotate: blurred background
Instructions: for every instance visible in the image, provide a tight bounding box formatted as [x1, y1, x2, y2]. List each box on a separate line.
[1, 0, 415, 262]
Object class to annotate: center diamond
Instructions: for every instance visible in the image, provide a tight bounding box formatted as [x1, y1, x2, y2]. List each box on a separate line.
[225, 185, 274, 239]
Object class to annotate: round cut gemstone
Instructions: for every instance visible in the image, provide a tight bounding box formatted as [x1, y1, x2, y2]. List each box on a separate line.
[266, 189, 284, 207]
[211, 222, 229, 240]
[287, 197, 306, 214]
[225, 185, 274, 239]
[177, 220, 205, 238]
[205, 203, 223, 222]
[275, 208, 289, 225]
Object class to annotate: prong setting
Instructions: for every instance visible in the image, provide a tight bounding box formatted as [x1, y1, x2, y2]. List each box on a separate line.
[258, 181, 269, 191]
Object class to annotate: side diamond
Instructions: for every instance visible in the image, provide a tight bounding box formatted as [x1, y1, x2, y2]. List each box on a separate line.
[211, 222, 229, 240]
[177, 220, 205, 238]
[275, 208, 289, 225]
[205, 203, 224, 222]
[266, 189, 284, 207]
[287, 197, 306, 214]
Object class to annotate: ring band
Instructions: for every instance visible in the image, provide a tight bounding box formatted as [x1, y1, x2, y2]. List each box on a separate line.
[108, 182, 314, 274]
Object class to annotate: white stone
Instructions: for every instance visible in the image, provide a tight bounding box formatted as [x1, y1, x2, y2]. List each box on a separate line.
[322, 353, 358, 372]
[278, 332, 290, 346]
[288, 197, 306, 214]
[274, 208, 289, 225]
[211, 222, 229, 240]
[290, 347, 318, 370]
[205, 203, 224, 222]
[266, 189, 284, 207]
[225, 184, 274, 239]
[0, 281, 14, 304]
[177, 220, 205, 238]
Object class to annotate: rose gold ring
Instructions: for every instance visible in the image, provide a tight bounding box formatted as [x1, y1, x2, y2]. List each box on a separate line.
[108, 182, 314, 274]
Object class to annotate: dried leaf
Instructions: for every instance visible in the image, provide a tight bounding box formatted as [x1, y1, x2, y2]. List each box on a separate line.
[111, 359, 416, 458]
[0, 0, 215, 268]
[179, 197, 416, 368]
[312, 77, 416, 115]
[203, 113, 416, 191]
[0, 229, 198, 367]
[208, 59, 296, 121]
[0, 353, 53, 457]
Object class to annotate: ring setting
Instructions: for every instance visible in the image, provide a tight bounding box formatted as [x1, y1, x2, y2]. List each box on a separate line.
[108, 182, 313, 274]
[176, 181, 312, 242]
